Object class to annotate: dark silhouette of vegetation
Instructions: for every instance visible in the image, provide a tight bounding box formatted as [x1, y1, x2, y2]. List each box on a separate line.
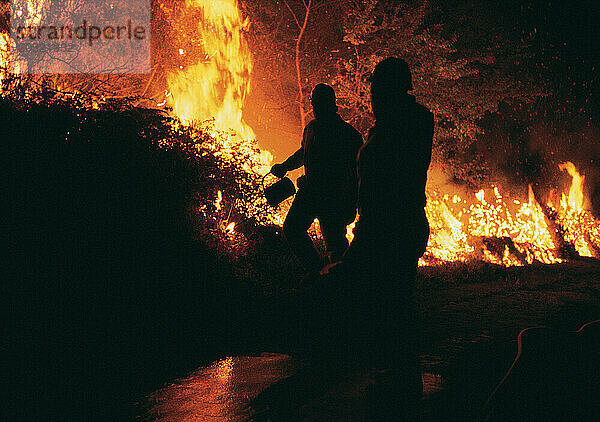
[2, 87, 296, 419]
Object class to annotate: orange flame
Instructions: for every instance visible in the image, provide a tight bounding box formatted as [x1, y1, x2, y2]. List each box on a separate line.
[419, 161, 599, 265]
[421, 182, 568, 266]
[165, 0, 273, 180]
[167, 0, 255, 139]
[0, 33, 9, 84]
[554, 162, 598, 258]
[559, 161, 585, 211]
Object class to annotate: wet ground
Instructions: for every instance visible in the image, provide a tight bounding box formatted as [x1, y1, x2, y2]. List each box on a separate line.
[141, 353, 447, 421]
[138, 261, 600, 421]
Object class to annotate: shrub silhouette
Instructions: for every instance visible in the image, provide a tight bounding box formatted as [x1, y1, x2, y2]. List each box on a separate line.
[2, 91, 285, 419]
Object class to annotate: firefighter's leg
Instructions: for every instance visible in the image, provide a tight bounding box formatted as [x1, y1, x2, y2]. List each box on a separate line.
[368, 258, 422, 420]
[318, 214, 350, 264]
[283, 194, 321, 272]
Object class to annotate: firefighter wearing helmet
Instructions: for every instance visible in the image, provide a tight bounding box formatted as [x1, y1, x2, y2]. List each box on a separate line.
[341, 57, 434, 419]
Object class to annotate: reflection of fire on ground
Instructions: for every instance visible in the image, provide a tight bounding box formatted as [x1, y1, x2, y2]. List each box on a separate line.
[144, 354, 296, 421]
[143, 353, 444, 420]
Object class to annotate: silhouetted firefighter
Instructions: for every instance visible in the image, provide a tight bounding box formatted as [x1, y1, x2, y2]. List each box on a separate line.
[341, 57, 434, 420]
[271, 84, 363, 273]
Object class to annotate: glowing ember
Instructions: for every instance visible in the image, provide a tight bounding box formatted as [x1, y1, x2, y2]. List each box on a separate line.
[421, 182, 565, 266]
[423, 193, 473, 264]
[419, 162, 599, 266]
[512, 186, 560, 264]
[345, 216, 358, 244]
[214, 190, 223, 212]
[225, 221, 236, 235]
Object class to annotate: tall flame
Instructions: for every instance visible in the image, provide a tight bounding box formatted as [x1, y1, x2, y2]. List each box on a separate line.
[554, 162, 598, 258]
[559, 161, 585, 211]
[0, 33, 10, 84]
[167, 0, 255, 140]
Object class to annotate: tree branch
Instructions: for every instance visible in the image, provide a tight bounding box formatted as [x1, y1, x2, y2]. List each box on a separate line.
[283, 0, 301, 29]
[294, 0, 311, 130]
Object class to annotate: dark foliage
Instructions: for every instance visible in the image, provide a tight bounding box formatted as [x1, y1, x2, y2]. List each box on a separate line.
[2, 92, 287, 419]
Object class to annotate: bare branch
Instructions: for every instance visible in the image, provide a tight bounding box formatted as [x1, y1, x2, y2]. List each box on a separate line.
[283, 0, 301, 30]
[135, 64, 160, 106]
[293, 0, 311, 130]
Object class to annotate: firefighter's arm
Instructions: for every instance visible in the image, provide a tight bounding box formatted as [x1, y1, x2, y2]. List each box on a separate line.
[271, 147, 303, 178]
[271, 123, 310, 177]
[282, 147, 305, 171]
